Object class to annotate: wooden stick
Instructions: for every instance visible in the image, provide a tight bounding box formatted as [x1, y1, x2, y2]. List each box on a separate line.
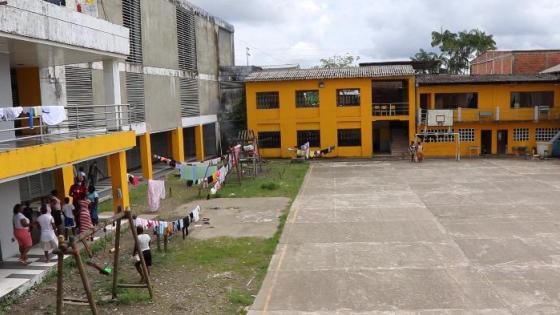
[73, 212, 126, 244]
[81, 239, 93, 258]
[56, 236, 65, 315]
[71, 241, 98, 315]
[128, 213, 154, 299]
[111, 217, 122, 299]
[164, 233, 168, 252]
[156, 232, 161, 251]
[117, 283, 149, 288]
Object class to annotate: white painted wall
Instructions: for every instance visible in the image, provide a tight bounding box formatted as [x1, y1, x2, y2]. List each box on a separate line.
[0, 180, 21, 260]
[0, 53, 14, 143]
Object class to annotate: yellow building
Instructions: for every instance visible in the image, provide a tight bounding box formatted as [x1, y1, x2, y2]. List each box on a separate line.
[245, 65, 560, 158]
[245, 65, 417, 158]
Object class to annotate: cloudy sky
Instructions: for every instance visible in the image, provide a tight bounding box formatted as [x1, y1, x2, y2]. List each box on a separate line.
[188, 0, 560, 68]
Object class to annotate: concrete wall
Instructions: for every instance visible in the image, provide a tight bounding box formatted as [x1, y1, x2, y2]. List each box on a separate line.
[98, 0, 123, 26]
[144, 74, 181, 132]
[141, 0, 179, 69]
[0, 181, 21, 260]
[195, 16, 219, 76]
[0, 53, 14, 143]
[218, 28, 234, 67]
[199, 79, 220, 115]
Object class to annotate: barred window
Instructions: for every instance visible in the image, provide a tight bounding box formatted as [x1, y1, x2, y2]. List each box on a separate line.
[297, 130, 321, 147]
[535, 128, 560, 141]
[513, 128, 529, 141]
[422, 128, 456, 143]
[458, 128, 475, 142]
[256, 92, 279, 109]
[296, 90, 319, 108]
[258, 131, 281, 148]
[337, 89, 360, 106]
[337, 129, 361, 146]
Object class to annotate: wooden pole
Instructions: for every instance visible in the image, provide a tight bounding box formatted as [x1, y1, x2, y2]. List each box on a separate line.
[71, 241, 98, 315]
[56, 236, 65, 315]
[156, 232, 161, 251]
[111, 216, 122, 299]
[127, 212, 154, 299]
[164, 232, 168, 252]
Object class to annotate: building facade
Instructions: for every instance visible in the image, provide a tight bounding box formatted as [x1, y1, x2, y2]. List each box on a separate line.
[0, 0, 234, 261]
[246, 67, 560, 159]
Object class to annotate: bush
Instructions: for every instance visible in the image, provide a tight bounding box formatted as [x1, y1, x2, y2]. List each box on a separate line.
[260, 182, 279, 191]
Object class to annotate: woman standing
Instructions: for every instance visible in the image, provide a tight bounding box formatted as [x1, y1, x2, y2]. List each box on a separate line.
[13, 204, 32, 264]
[77, 194, 93, 237]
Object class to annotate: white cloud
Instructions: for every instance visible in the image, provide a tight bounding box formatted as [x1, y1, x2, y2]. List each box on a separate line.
[188, 0, 560, 67]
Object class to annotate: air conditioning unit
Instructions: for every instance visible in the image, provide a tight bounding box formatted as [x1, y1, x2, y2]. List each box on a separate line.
[427, 110, 453, 127]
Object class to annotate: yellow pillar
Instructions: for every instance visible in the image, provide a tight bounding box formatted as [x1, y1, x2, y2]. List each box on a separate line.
[170, 127, 185, 162]
[108, 151, 130, 212]
[139, 133, 153, 180]
[194, 125, 205, 161]
[53, 165, 74, 199]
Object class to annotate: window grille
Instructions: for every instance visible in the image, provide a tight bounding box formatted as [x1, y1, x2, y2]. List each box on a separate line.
[337, 89, 360, 106]
[513, 128, 529, 141]
[422, 128, 456, 143]
[180, 78, 199, 117]
[297, 130, 321, 147]
[123, 0, 143, 64]
[126, 72, 145, 123]
[337, 129, 361, 146]
[535, 128, 560, 141]
[458, 128, 475, 142]
[258, 131, 281, 148]
[296, 90, 319, 108]
[176, 6, 197, 72]
[256, 92, 279, 109]
[65, 66, 94, 128]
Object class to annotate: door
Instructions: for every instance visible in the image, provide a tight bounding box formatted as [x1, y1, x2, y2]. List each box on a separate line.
[497, 129, 508, 154]
[481, 130, 492, 155]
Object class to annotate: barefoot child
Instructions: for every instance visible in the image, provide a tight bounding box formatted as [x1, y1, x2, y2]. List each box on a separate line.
[133, 226, 152, 282]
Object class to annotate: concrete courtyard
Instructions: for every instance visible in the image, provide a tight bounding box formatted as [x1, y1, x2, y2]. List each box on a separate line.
[249, 159, 560, 315]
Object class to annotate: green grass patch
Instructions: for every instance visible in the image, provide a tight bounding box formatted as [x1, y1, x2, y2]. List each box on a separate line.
[228, 289, 253, 306]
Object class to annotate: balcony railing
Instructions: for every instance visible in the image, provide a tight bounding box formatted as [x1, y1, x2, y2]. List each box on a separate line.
[418, 106, 560, 125]
[0, 104, 131, 150]
[372, 103, 409, 116]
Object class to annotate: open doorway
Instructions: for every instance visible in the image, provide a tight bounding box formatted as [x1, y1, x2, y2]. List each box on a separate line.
[497, 129, 508, 154]
[481, 130, 492, 155]
[372, 121, 409, 156]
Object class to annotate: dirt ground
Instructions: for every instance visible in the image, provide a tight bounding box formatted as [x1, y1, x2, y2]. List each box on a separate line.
[5, 197, 290, 315]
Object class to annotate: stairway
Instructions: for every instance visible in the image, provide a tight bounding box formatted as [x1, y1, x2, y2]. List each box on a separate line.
[390, 129, 410, 158]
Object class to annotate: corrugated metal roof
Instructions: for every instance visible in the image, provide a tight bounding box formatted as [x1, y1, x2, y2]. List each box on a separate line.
[245, 65, 415, 82]
[416, 74, 560, 85]
[541, 64, 560, 74]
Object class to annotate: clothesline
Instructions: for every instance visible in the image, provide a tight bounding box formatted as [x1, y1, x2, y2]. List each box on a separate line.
[134, 205, 201, 239]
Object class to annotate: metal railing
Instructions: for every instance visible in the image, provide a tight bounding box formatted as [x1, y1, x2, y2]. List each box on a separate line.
[0, 104, 132, 149]
[417, 106, 560, 125]
[372, 102, 409, 116]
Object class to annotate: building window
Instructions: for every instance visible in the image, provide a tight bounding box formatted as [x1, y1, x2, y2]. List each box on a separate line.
[435, 93, 478, 109]
[511, 91, 554, 108]
[256, 92, 279, 109]
[258, 131, 281, 148]
[458, 128, 475, 142]
[422, 128, 456, 143]
[337, 89, 360, 106]
[337, 129, 361, 146]
[535, 128, 560, 141]
[296, 90, 319, 108]
[372, 80, 408, 103]
[297, 130, 321, 147]
[513, 128, 529, 141]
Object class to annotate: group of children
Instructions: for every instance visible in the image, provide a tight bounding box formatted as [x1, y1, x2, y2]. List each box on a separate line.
[409, 141, 425, 163]
[12, 170, 101, 264]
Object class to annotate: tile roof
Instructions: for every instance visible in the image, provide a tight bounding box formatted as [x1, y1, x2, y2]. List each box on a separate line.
[416, 74, 560, 85]
[245, 65, 415, 82]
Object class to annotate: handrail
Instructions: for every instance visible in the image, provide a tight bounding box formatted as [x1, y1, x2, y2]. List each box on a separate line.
[372, 102, 409, 116]
[417, 106, 560, 124]
[0, 104, 132, 148]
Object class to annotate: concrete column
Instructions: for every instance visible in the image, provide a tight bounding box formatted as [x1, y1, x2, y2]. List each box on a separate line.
[0, 53, 14, 143]
[170, 127, 185, 162]
[103, 59, 123, 130]
[0, 181, 22, 260]
[108, 151, 130, 213]
[54, 165, 74, 199]
[194, 125, 205, 161]
[139, 133, 153, 180]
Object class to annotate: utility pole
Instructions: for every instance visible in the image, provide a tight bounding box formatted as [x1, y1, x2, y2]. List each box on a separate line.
[246, 47, 251, 66]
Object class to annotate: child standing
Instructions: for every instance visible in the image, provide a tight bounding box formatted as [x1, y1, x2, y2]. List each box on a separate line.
[133, 226, 152, 282]
[37, 206, 58, 263]
[62, 197, 76, 239]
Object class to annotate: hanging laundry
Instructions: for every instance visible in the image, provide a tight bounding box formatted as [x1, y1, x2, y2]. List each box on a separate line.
[0, 106, 23, 121]
[147, 179, 166, 212]
[41, 106, 67, 125]
[192, 206, 200, 222]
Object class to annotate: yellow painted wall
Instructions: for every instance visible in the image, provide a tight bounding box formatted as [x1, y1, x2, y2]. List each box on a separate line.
[246, 76, 416, 158]
[0, 131, 136, 181]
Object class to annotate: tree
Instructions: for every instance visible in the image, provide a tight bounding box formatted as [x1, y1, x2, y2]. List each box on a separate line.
[318, 53, 360, 68]
[411, 49, 443, 74]
[412, 28, 496, 74]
